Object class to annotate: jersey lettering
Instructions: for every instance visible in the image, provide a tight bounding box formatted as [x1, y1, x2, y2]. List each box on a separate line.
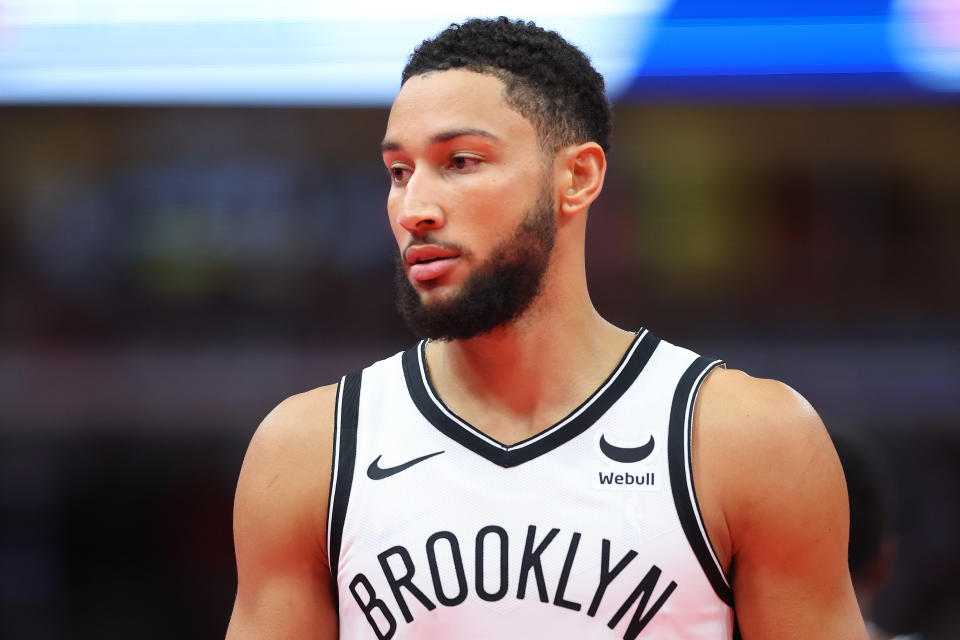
[425, 531, 468, 606]
[377, 545, 436, 623]
[349, 525, 679, 639]
[553, 531, 583, 611]
[475, 525, 509, 601]
[607, 565, 678, 640]
[348, 573, 397, 640]
[517, 525, 560, 601]
[588, 539, 639, 616]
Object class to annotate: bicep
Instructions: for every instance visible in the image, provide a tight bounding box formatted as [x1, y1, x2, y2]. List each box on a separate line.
[227, 568, 338, 640]
[227, 389, 339, 639]
[731, 450, 863, 639]
[713, 379, 867, 638]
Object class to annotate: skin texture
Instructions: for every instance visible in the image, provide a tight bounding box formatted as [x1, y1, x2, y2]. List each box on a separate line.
[227, 69, 867, 639]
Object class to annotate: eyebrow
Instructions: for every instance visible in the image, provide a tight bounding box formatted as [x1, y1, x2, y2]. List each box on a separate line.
[380, 128, 500, 153]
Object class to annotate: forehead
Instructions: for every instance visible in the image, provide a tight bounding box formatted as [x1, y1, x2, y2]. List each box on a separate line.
[383, 69, 536, 149]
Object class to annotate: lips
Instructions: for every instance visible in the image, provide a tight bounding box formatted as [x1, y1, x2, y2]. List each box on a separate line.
[404, 245, 462, 283]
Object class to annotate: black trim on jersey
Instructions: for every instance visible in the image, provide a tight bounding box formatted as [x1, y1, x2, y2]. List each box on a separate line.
[401, 330, 660, 468]
[327, 370, 362, 606]
[667, 356, 734, 608]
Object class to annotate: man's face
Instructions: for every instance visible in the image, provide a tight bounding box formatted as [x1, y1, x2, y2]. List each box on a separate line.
[381, 69, 558, 340]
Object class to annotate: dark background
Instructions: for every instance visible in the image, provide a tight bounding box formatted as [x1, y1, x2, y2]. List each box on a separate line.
[1, 100, 958, 638]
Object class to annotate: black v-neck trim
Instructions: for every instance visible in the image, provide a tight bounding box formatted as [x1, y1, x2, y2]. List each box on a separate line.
[401, 330, 661, 468]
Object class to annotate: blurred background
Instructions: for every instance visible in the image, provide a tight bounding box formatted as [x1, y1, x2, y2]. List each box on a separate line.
[1, 1, 958, 638]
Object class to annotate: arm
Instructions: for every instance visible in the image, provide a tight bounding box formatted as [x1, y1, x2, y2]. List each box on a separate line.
[226, 385, 339, 640]
[695, 370, 867, 639]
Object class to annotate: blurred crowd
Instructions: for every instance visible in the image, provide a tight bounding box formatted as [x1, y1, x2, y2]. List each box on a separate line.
[1, 102, 957, 638]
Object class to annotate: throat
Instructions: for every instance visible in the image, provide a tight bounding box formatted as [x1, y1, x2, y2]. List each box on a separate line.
[422, 327, 638, 446]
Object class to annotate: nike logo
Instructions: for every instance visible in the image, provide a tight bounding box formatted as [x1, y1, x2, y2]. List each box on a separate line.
[599, 434, 655, 463]
[367, 450, 444, 480]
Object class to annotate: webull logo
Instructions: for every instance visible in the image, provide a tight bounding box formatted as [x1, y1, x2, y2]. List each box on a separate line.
[594, 471, 656, 491]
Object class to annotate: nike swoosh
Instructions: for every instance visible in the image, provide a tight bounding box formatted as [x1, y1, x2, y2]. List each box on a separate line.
[599, 434, 655, 463]
[366, 450, 444, 480]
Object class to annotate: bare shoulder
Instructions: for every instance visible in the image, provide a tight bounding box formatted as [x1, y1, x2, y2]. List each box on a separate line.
[694, 366, 846, 558]
[234, 382, 341, 567]
[696, 366, 830, 458]
[244, 383, 340, 474]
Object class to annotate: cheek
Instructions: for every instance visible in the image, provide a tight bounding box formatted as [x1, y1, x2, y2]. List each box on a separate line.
[468, 176, 535, 223]
[488, 159, 544, 198]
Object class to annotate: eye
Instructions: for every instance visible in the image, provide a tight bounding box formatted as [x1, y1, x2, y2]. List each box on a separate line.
[389, 165, 412, 185]
[448, 155, 480, 171]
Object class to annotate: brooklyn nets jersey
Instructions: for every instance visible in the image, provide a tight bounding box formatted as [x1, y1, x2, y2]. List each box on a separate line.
[327, 330, 737, 639]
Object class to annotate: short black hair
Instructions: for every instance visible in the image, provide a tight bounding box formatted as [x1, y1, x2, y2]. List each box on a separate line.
[402, 17, 612, 153]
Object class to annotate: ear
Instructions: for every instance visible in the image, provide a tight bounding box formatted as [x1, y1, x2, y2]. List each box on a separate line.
[558, 142, 606, 218]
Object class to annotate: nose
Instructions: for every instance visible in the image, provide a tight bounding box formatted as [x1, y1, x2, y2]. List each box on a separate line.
[395, 170, 445, 235]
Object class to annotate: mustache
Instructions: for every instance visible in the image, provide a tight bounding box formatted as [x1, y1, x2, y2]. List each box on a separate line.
[402, 236, 466, 256]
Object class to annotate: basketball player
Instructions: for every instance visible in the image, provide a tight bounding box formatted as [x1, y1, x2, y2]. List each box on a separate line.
[227, 18, 867, 639]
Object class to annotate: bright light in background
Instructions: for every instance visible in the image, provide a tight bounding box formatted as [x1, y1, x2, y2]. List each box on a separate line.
[891, 0, 960, 91]
[4, 1, 959, 103]
[0, 0, 670, 104]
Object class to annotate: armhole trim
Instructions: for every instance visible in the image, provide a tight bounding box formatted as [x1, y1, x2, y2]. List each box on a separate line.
[326, 370, 362, 608]
[667, 356, 734, 608]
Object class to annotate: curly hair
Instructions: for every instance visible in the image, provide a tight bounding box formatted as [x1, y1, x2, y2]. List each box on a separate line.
[401, 17, 611, 153]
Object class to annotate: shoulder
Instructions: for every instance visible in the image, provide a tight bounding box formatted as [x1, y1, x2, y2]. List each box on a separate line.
[696, 366, 827, 451]
[694, 367, 846, 554]
[243, 383, 340, 487]
[234, 382, 341, 564]
[249, 383, 340, 461]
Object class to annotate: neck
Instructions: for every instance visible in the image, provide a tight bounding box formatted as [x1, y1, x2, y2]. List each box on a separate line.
[424, 286, 633, 445]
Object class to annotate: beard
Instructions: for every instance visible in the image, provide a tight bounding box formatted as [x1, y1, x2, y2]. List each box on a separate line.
[393, 181, 557, 341]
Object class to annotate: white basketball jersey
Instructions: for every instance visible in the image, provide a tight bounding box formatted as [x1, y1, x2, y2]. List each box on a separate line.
[327, 330, 738, 639]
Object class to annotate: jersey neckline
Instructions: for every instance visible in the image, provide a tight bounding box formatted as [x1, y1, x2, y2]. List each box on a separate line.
[400, 329, 661, 468]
